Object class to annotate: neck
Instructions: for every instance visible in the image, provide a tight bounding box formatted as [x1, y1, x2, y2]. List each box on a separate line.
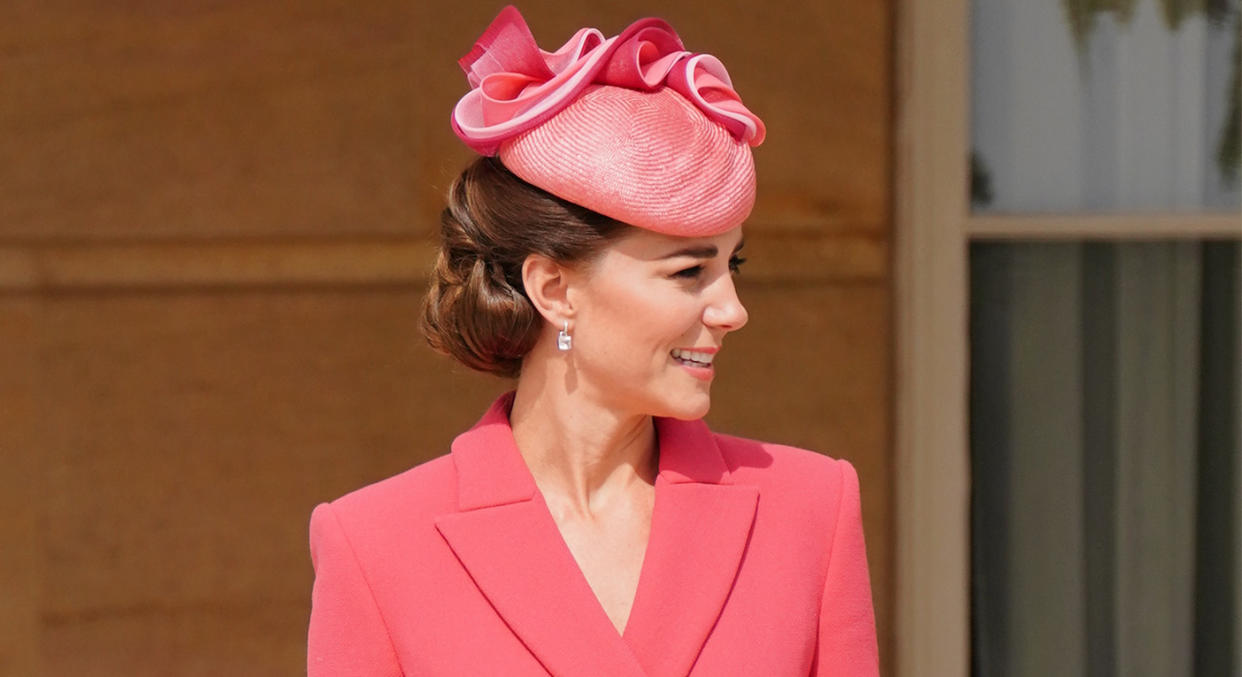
[509, 357, 658, 517]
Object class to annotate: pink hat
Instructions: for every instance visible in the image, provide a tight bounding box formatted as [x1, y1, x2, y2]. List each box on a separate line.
[451, 7, 765, 237]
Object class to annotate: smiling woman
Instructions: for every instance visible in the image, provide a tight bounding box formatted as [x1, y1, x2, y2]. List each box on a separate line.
[531, 224, 749, 421]
[307, 6, 880, 676]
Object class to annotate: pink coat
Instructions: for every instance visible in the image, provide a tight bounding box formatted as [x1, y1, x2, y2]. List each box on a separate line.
[308, 393, 879, 676]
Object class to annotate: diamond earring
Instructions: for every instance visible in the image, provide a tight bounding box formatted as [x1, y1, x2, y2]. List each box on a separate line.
[557, 320, 572, 351]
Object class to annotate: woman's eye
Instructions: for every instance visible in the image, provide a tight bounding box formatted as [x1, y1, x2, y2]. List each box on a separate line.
[672, 255, 746, 280]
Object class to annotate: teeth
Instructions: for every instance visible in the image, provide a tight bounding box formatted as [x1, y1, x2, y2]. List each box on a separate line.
[671, 348, 715, 365]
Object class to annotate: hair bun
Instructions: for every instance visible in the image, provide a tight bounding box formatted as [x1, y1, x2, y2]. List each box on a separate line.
[420, 157, 626, 378]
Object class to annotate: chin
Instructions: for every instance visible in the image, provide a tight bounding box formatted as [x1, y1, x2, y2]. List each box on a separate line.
[654, 391, 712, 421]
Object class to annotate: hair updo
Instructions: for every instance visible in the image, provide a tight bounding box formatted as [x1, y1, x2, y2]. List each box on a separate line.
[420, 156, 628, 378]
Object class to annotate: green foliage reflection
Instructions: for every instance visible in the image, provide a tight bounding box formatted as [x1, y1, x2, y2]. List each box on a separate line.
[1060, 0, 1239, 180]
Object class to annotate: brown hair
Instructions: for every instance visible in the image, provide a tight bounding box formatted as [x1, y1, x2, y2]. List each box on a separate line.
[420, 156, 629, 378]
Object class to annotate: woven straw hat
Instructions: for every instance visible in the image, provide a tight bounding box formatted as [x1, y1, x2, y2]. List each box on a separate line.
[451, 7, 765, 236]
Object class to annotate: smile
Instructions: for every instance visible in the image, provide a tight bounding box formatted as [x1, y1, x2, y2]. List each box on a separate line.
[671, 348, 716, 367]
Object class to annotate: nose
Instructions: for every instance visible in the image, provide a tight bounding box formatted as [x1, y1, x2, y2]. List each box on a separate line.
[703, 274, 749, 332]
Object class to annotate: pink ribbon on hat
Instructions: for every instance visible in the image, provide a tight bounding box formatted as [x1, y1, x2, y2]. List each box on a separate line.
[451, 6, 766, 155]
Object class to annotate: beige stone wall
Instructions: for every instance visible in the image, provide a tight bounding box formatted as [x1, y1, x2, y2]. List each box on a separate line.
[0, 2, 893, 674]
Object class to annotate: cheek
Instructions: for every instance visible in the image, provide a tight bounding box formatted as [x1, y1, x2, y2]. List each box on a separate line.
[583, 282, 697, 358]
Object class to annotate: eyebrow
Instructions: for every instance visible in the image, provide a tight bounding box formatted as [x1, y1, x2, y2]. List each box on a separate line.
[658, 238, 746, 260]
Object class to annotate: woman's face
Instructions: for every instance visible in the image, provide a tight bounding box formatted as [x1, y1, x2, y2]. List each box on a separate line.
[565, 225, 749, 420]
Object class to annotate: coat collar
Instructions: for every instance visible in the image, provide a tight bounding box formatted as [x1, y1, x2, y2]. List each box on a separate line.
[447, 391, 736, 509]
[435, 392, 758, 676]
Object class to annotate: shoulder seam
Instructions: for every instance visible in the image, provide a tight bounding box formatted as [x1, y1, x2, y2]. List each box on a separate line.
[816, 459, 848, 618]
[321, 502, 404, 670]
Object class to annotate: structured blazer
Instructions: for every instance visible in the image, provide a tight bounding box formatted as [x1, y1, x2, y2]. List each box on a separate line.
[308, 392, 879, 676]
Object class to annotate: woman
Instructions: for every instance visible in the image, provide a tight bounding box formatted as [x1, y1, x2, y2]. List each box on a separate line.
[308, 7, 879, 676]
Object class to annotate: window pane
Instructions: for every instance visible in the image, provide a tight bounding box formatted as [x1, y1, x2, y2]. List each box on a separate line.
[969, 240, 1240, 676]
[970, 1, 1241, 213]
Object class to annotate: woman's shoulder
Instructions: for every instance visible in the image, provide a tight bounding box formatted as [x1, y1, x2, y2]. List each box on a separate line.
[315, 453, 458, 534]
[712, 429, 855, 477]
[709, 430, 861, 510]
[706, 431, 866, 562]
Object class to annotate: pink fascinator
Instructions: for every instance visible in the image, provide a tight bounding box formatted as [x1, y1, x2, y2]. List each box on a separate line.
[451, 6, 766, 236]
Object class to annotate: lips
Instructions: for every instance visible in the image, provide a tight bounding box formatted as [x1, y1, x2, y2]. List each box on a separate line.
[671, 347, 716, 367]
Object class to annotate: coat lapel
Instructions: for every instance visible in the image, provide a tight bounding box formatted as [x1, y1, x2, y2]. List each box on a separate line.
[622, 416, 759, 677]
[435, 393, 759, 677]
[434, 393, 647, 676]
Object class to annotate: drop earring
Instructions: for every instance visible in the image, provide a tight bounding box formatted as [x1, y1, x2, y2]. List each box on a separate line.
[557, 320, 572, 351]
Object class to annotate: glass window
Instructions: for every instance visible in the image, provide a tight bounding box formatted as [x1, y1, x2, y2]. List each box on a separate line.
[970, 0, 1241, 212]
[969, 240, 1240, 676]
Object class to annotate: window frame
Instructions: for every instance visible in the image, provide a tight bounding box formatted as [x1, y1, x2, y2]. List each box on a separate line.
[894, 1, 1242, 675]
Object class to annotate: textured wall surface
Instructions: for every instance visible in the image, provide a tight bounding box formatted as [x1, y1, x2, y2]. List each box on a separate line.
[0, 1, 892, 674]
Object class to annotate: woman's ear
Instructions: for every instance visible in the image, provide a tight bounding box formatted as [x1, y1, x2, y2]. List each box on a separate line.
[521, 254, 573, 326]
